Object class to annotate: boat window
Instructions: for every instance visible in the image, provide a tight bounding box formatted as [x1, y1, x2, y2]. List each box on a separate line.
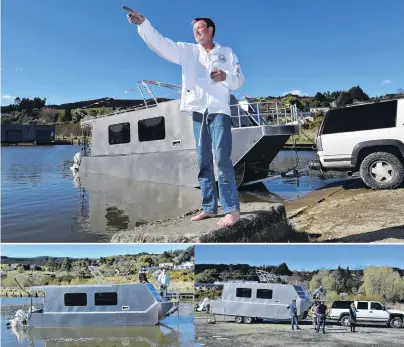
[236, 288, 252, 298]
[322, 100, 397, 135]
[256, 289, 273, 299]
[138, 117, 166, 142]
[95, 292, 118, 306]
[64, 293, 87, 306]
[108, 122, 131, 145]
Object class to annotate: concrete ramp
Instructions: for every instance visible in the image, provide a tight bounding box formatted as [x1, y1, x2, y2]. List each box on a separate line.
[110, 202, 290, 243]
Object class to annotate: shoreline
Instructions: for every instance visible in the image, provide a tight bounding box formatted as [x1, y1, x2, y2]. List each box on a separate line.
[111, 178, 404, 243]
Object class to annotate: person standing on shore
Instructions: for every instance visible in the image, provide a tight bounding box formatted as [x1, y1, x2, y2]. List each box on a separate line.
[316, 301, 328, 334]
[287, 299, 301, 330]
[311, 301, 319, 331]
[349, 302, 357, 333]
[125, 7, 244, 227]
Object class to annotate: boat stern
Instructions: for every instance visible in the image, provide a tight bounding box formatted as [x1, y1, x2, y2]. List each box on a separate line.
[158, 301, 175, 321]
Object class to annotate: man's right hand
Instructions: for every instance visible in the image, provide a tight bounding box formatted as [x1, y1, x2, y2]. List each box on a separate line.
[123, 6, 145, 25]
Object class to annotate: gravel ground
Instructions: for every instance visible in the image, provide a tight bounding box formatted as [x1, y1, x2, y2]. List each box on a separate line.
[195, 317, 404, 347]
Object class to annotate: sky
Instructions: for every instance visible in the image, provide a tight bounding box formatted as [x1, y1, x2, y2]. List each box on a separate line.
[1, 244, 191, 258]
[1, 0, 403, 106]
[195, 245, 404, 271]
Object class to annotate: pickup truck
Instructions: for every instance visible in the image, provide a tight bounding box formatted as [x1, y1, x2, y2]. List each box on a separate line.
[329, 300, 403, 328]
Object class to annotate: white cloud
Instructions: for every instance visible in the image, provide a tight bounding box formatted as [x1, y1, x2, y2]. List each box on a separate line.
[283, 89, 308, 96]
[382, 79, 392, 84]
[1, 94, 16, 100]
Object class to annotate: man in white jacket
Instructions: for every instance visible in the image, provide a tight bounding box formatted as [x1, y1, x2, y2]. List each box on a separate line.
[157, 268, 170, 298]
[126, 8, 244, 227]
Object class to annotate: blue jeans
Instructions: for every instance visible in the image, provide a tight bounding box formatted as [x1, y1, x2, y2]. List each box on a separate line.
[192, 111, 240, 214]
[317, 314, 325, 332]
[291, 315, 299, 329]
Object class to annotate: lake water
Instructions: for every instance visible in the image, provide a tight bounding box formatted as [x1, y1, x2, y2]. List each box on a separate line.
[1, 298, 197, 347]
[1, 146, 346, 243]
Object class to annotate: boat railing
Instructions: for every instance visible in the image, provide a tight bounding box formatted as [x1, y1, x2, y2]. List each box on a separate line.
[230, 100, 300, 128]
[80, 80, 301, 128]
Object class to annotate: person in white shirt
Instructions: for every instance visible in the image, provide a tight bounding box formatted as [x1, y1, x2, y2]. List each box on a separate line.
[125, 7, 244, 227]
[157, 268, 170, 298]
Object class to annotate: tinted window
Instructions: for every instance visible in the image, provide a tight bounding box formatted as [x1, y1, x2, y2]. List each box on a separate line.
[371, 302, 384, 310]
[257, 289, 273, 299]
[138, 117, 166, 142]
[332, 301, 353, 309]
[64, 293, 87, 306]
[322, 100, 397, 134]
[109, 123, 130, 145]
[94, 292, 118, 306]
[357, 302, 368, 310]
[236, 288, 252, 298]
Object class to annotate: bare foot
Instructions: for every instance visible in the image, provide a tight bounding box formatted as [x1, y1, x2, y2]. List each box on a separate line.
[217, 211, 240, 227]
[190, 211, 217, 221]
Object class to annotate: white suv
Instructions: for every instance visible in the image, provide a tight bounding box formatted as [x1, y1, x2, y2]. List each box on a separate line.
[309, 98, 404, 189]
[329, 300, 404, 328]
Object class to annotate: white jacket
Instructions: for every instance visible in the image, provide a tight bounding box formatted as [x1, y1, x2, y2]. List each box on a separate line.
[138, 19, 245, 116]
[158, 272, 170, 286]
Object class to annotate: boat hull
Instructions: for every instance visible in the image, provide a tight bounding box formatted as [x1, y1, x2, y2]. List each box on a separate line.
[79, 128, 296, 188]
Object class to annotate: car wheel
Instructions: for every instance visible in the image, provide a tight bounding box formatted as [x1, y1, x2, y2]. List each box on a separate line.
[235, 316, 243, 324]
[244, 316, 253, 324]
[340, 315, 350, 327]
[390, 316, 403, 328]
[359, 152, 404, 189]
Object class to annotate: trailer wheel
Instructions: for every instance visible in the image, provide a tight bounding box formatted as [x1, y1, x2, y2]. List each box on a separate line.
[244, 316, 253, 324]
[235, 316, 244, 324]
[390, 316, 403, 328]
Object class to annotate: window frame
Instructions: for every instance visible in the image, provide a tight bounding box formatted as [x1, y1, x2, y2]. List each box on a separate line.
[64, 293, 87, 307]
[138, 116, 166, 143]
[108, 122, 131, 145]
[256, 289, 273, 300]
[236, 288, 252, 298]
[94, 292, 118, 306]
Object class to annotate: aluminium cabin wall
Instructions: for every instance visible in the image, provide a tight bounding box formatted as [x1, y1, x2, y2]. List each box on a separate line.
[43, 284, 156, 313]
[212, 283, 310, 320]
[89, 100, 195, 157]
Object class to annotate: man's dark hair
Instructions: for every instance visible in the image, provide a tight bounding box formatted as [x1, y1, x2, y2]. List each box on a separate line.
[192, 17, 216, 38]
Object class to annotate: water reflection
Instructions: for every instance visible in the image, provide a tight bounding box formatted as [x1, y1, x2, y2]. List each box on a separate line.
[2, 146, 347, 242]
[75, 172, 202, 239]
[8, 325, 188, 347]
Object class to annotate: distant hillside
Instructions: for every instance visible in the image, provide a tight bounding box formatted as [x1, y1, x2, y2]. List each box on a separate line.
[1, 97, 172, 114]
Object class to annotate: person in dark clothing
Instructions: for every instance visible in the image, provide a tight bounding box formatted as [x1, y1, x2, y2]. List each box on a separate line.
[138, 268, 149, 283]
[349, 302, 357, 332]
[316, 301, 328, 333]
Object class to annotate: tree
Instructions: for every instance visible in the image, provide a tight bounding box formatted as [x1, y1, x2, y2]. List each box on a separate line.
[61, 257, 72, 272]
[348, 86, 369, 102]
[64, 108, 72, 122]
[313, 92, 329, 107]
[39, 108, 58, 123]
[45, 257, 56, 271]
[195, 269, 217, 283]
[362, 266, 404, 301]
[275, 263, 292, 276]
[336, 91, 353, 107]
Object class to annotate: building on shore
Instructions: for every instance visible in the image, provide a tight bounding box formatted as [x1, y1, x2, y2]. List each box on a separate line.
[1, 124, 55, 144]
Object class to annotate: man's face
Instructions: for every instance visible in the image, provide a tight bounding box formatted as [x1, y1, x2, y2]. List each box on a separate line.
[193, 20, 212, 45]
